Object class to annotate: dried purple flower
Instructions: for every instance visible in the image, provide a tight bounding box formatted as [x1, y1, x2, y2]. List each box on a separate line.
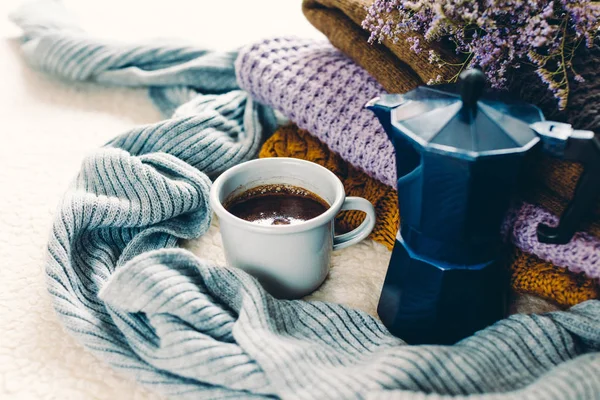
[362, 0, 600, 109]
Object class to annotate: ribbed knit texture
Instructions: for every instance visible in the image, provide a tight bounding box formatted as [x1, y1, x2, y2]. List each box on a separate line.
[9, 0, 275, 130]
[301, 0, 459, 93]
[261, 124, 600, 308]
[236, 37, 600, 280]
[302, 0, 462, 93]
[11, 3, 600, 399]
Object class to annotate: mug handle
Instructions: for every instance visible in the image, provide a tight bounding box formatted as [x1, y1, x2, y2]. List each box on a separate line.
[333, 197, 376, 250]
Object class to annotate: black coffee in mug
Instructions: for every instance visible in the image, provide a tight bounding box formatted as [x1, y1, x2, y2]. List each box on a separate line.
[224, 184, 329, 226]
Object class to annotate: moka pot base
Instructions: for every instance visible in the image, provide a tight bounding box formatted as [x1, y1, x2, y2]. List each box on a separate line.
[377, 233, 508, 345]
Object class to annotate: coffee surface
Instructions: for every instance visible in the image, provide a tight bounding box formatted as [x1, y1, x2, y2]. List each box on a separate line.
[224, 184, 329, 226]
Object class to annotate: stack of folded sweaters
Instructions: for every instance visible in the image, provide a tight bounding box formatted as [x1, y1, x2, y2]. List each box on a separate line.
[235, 0, 600, 309]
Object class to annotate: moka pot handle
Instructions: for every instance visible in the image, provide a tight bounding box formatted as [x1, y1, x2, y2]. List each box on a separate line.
[530, 121, 600, 244]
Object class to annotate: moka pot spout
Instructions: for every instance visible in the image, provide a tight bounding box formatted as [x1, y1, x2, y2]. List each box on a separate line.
[365, 94, 405, 139]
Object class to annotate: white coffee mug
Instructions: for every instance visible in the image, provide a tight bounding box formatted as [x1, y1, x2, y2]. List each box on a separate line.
[210, 158, 376, 299]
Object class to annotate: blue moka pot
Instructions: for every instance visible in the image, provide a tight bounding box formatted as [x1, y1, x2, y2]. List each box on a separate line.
[366, 69, 600, 345]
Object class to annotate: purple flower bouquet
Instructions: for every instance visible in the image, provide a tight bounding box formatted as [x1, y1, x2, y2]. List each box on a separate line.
[363, 0, 600, 109]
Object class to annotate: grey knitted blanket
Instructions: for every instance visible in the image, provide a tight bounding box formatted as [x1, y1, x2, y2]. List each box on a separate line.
[10, 2, 600, 399]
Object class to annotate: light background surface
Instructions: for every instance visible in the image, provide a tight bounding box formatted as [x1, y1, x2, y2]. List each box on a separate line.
[0, 1, 390, 399]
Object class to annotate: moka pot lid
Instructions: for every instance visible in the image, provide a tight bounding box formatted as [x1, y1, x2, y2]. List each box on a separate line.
[387, 69, 544, 160]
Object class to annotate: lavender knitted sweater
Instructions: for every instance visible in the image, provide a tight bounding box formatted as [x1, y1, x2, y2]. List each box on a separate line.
[237, 38, 394, 185]
[236, 37, 600, 279]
